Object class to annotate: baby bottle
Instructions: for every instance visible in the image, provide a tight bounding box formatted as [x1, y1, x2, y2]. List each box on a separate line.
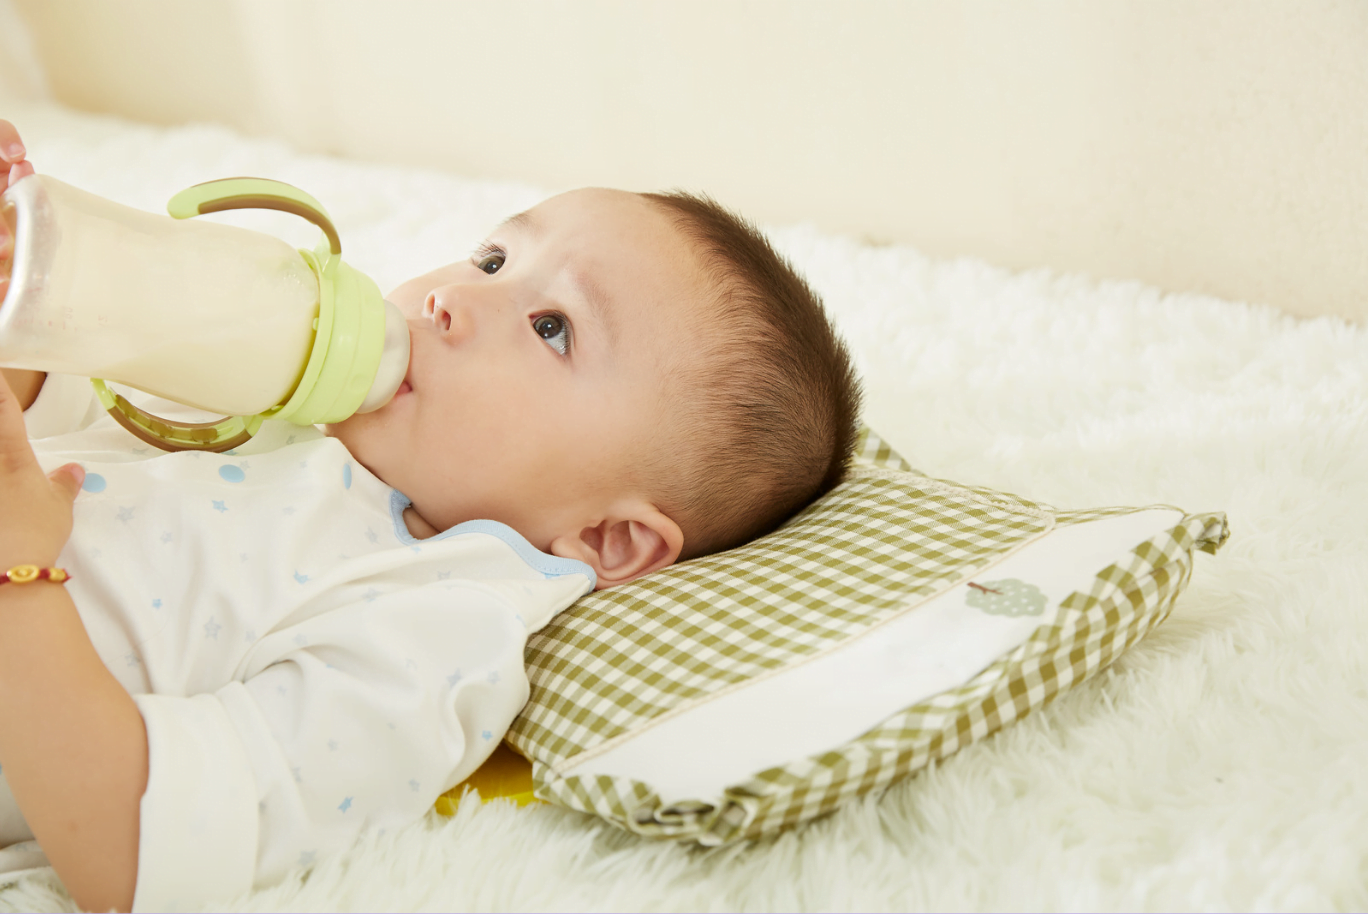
[0, 174, 409, 452]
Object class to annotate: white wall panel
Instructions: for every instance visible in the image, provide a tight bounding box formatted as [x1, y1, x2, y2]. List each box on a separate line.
[11, 0, 1368, 321]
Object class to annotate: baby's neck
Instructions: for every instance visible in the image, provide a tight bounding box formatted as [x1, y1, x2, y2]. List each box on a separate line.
[402, 506, 439, 540]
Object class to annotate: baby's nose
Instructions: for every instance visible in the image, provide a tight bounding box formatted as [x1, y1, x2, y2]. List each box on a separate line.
[424, 293, 453, 332]
[424, 289, 474, 341]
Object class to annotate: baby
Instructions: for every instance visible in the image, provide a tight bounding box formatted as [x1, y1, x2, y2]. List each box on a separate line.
[0, 120, 861, 912]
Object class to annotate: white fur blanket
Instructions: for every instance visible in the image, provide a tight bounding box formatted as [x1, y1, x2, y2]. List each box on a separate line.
[1, 100, 1364, 913]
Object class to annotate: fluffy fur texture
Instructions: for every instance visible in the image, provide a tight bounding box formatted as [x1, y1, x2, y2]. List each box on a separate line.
[0, 101, 1364, 912]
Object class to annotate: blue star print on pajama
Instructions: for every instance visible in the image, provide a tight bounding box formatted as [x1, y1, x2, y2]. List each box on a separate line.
[16, 377, 598, 907]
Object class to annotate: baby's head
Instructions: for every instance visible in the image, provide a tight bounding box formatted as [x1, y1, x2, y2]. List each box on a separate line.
[327, 188, 860, 588]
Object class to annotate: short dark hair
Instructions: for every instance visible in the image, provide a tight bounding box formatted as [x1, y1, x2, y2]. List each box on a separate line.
[639, 190, 862, 560]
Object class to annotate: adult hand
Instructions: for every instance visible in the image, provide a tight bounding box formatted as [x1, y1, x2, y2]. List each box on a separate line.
[0, 370, 83, 570]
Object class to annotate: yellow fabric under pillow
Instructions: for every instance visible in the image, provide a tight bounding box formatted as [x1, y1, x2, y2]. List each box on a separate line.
[434, 742, 539, 814]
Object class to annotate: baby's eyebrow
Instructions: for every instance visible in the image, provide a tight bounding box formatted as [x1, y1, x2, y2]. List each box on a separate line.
[492, 206, 621, 353]
[569, 267, 618, 354]
[494, 207, 619, 354]
[494, 209, 538, 236]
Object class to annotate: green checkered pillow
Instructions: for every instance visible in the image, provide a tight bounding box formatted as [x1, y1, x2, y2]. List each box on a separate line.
[507, 428, 1227, 844]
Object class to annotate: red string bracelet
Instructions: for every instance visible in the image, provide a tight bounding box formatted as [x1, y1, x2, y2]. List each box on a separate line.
[0, 565, 71, 585]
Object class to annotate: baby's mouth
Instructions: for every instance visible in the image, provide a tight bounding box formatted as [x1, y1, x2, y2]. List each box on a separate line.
[396, 353, 415, 398]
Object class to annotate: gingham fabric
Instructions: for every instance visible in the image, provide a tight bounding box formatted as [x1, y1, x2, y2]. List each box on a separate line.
[504, 428, 1228, 844]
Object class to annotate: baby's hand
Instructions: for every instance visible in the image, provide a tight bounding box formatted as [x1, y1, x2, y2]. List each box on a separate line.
[1, 119, 32, 289]
[0, 120, 35, 190]
[0, 370, 82, 570]
[0, 125, 46, 406]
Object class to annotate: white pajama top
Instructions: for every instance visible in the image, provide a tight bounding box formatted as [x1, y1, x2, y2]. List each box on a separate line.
[2, 374, 595, 911]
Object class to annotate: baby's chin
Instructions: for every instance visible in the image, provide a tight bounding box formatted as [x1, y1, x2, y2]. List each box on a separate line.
[326, 380, 407, 435]
[321, 412, 385, 470]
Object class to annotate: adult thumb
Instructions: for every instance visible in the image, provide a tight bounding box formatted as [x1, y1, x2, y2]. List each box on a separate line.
[48, 462, 86, 501]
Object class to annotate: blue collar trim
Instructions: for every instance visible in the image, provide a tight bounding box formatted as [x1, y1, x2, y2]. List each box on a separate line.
[388, 490, 597, 587]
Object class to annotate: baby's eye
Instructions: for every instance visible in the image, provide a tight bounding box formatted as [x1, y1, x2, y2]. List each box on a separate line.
[532, 313, 570, 356]
[472, 246, 505, 275]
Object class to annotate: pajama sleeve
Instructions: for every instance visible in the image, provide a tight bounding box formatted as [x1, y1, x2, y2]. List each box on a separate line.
[128, 579, 571, 912]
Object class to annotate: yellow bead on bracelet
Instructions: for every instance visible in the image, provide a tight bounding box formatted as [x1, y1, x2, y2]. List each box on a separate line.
[0, 565, 71, 585]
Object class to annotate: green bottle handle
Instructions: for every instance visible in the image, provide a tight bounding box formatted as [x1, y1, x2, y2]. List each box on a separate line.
[93, 178, 345, 452]
[166, 177, 342, 256]
[91, 380, 262, 453]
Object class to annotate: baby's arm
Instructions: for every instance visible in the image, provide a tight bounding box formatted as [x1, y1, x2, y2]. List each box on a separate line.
[0, 369, 145, 912]
[0, 119, 46, 410]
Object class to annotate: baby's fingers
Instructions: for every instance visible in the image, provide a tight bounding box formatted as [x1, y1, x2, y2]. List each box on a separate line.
[0, 119, 26, 163]
[0, 368, 36, 474]
[0, 120, 33, 189]
[4, 160, 33, 189]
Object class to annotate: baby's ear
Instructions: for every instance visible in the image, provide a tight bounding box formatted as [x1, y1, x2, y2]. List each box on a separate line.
[549, 504, 683, 590]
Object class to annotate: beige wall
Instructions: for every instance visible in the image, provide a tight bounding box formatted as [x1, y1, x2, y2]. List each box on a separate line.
[12, 0, 1368, 321]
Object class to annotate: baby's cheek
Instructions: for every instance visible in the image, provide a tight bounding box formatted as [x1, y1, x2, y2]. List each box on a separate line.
[384, 281, 433, 318]
[387, 295, 425, 321]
